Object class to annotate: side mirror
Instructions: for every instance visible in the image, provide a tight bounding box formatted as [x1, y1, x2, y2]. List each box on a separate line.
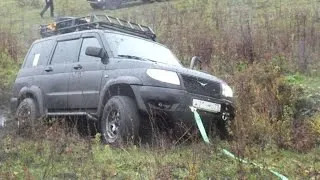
[190, 56, 202, 69]
[85, 46, 107, 60]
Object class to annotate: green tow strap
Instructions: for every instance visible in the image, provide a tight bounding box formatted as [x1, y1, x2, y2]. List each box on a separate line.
[190, 107, 289, 180]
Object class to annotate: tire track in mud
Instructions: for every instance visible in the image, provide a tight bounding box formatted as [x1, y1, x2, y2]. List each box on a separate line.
[0, 110, 5, 127]
[0, 107, 8, 128]
[0, 90, 11, 128]
[0, 109, 7, 140]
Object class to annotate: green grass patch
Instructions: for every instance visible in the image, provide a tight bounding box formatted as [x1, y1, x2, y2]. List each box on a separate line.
[0, 135, 319, 179]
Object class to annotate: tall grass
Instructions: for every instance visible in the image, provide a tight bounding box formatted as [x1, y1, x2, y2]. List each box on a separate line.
[0, 0, 319, 178]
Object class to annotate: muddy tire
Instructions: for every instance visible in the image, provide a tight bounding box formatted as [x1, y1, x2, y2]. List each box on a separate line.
[216, 120, 232, 140]
[101, 96, 140, 146]
[15, 98, 39, 137]
[205, 120, 232, 140]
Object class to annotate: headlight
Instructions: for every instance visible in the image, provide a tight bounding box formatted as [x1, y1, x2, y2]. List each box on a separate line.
[222, 83, 233, 97]
[146, 69, 180, 85]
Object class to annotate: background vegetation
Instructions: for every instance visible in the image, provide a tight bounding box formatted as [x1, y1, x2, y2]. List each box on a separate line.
[0, 0, 319, 179]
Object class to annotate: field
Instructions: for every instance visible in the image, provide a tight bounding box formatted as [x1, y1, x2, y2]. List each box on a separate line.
[0, 0, 319, 179]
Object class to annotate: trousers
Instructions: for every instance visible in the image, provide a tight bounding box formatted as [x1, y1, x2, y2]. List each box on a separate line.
[40, 0, 54, 17]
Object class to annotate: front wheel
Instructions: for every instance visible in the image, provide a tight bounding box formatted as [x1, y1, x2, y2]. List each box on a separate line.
[206, 120, 233, 140]
[101, 96, 140, 145]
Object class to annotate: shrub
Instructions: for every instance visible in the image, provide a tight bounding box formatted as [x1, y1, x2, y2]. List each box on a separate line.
[0, 29, 21, 103]
[228, 61, 309, 151]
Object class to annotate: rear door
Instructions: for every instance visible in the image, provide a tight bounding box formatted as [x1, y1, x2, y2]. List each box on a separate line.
[13, 39, 54, 100]
[41, 35, 81, 111]
[67, 33, 106, 111]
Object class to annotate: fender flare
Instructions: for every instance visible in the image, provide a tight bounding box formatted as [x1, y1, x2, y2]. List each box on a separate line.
[97, 76, 142, 118]
[18, 86, 45, 116]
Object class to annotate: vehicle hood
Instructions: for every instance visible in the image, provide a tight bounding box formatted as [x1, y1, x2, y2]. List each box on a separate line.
[151, 63, 225, 84]
[110, 58, 226, 84]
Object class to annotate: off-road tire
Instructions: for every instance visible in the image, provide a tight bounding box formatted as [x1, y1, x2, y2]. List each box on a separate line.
[15, 98, 39, 137]
[101, 96, 140, 145]
[206, 120, 232, 140]
[216, 120, 232, 140]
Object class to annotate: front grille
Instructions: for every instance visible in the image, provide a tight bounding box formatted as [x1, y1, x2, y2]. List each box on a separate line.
[181, 75, 221, 98]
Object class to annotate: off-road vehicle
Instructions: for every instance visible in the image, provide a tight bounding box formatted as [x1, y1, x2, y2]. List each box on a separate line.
[87, 0, 156, 10]
[10, 14, 235, 144]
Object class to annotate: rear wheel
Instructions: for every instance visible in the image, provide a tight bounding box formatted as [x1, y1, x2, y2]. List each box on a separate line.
[101, 96, 140, 145]
[15, 98, 39, 137]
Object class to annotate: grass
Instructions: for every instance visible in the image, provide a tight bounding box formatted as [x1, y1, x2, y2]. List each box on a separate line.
[0, 0, 320, 179]
[286, 73, 320, 113]
[0, 133, 319, 179]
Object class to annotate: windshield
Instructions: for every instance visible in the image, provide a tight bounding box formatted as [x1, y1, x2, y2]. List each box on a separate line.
[105, 33, 182, 66]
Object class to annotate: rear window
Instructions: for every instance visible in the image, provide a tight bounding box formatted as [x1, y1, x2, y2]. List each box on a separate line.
[23, 39, 54, 68]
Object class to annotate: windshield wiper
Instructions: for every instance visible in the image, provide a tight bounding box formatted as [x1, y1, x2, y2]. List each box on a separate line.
[118, 55, 157, 63]
[118, 55, 144, 60]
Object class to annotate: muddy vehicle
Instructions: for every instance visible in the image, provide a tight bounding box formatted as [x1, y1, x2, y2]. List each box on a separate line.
[87, 0, 155, 10]
[10, 14, 235, 144]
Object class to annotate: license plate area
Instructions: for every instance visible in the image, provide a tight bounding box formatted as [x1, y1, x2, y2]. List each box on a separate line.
[192, 99, 221, 113]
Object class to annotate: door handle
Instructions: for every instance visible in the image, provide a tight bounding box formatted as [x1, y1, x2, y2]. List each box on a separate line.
[73, 64, 83, 70]
[44, 66, 53, 72]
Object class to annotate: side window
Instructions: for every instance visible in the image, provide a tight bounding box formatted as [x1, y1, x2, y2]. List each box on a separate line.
[51, 39, 80, 65]
[79, 37, 102, 62]
[23, 40, 54, 68]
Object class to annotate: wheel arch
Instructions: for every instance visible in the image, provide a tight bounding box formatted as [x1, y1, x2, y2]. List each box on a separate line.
[18, 86, 45, 116]
[97, 76, 142, 119]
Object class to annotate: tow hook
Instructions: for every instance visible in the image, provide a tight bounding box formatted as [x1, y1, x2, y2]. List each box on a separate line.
[222, 112, 230, 121]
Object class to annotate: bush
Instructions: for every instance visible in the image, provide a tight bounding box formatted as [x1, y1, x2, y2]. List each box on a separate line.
[227, 61, 319, 152]
[0, 30, 20, 103]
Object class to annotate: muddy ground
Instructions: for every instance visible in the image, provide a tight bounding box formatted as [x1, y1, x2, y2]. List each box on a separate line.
[0, 90, 10, 127]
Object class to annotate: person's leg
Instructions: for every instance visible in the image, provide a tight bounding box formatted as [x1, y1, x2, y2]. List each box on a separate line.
[49, 1, 54, 17]
[40, 2, 50, 17]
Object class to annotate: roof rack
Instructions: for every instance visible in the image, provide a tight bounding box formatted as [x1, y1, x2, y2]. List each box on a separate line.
[39, 14, 156, 40]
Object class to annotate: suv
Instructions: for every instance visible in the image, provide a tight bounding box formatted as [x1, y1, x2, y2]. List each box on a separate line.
[10, 15, 235, 144]
[87, 0, 153, 10]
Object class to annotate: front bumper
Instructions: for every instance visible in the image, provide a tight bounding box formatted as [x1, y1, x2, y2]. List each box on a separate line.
[131, 85, 235, 124]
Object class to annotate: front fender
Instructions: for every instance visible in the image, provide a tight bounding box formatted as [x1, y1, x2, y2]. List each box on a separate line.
[97, 76, 142, 118]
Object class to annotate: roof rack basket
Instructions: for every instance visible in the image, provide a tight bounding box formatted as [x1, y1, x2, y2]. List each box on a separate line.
[39, 14, 156, 40]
